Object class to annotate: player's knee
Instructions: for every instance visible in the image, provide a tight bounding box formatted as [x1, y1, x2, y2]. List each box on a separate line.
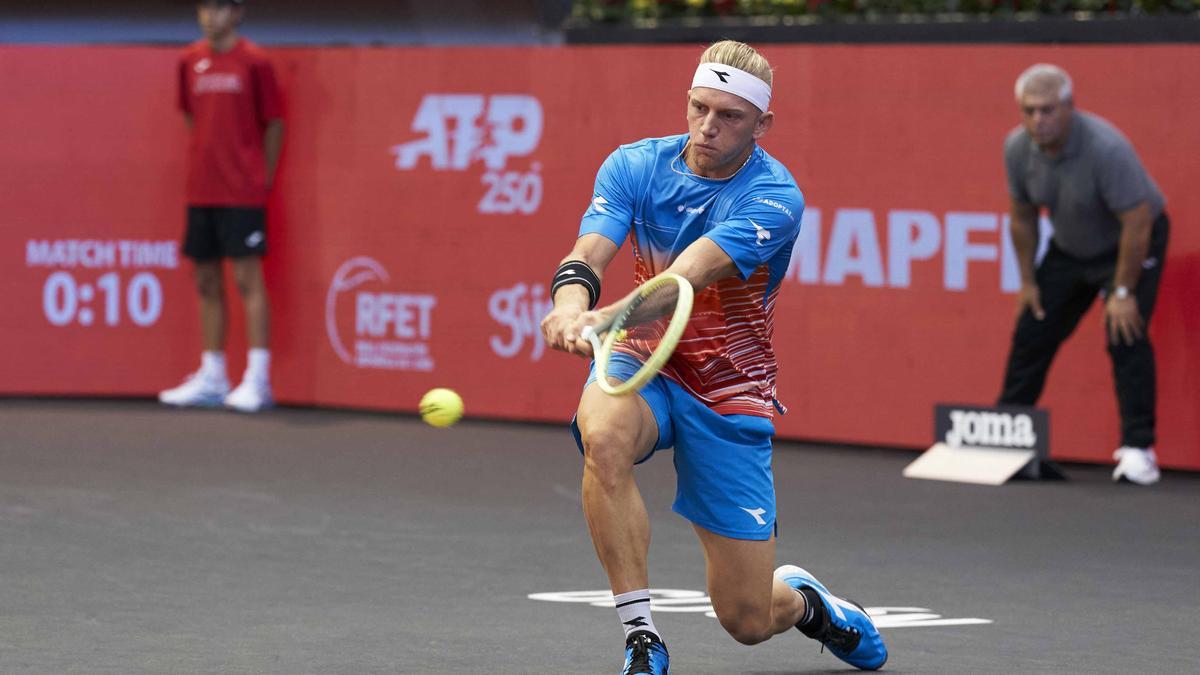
[717, 610, 772, 646]
[1107, 336, 1150, 355]
[230, 259, 264, 296]
[581, 432, 631, 467]
[232, 271, 255, 297]
[580, 427, 638, 481]
[194, 268, 222, 298]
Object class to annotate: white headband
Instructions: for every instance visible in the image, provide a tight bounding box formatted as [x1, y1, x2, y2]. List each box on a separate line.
[691, 63, 771, 113]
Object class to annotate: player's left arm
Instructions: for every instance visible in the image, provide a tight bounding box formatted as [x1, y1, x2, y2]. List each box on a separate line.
[1096, 141, 1156, 346]
[578, 198, 799, 347]
[670, 188, 804, 291]
[664, 238, 739, 291]
[583, 236, 736, 333]
[264, 119, 284, 189]
[571, 191, 801, 357]
[254, 56, 285, 189]
[1107, 201, 1154, 346]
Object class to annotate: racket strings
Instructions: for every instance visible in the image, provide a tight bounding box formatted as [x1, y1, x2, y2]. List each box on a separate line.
[616, 283, 681, 335]
[590, 273, 694, 397]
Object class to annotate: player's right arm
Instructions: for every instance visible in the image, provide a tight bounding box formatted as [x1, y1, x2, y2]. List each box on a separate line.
[541, 234, 620, 357]
[1008, 200, 1043, 320]
[542, 148, 636, 357]
[1004, 132, 1044, 320]
[178, 56, 192, 130]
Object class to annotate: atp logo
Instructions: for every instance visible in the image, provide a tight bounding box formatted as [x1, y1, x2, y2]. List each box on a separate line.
[391, 94, 544, 215]
[326, 257, 436, 371]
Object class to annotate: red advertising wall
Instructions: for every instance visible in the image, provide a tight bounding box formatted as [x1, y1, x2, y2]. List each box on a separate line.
[2, 45, 1197, 469]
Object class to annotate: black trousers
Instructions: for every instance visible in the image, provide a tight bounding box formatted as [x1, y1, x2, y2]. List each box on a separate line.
[998, 214, 1169, 448]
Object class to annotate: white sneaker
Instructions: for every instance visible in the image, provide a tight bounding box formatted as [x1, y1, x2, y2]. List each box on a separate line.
[224, 377, 273, 413]
[159, 370, 229, 408]
[1112, 446, 1161, 486]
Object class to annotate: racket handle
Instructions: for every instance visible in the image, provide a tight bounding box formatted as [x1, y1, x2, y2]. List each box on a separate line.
[580, 325, 602, 353]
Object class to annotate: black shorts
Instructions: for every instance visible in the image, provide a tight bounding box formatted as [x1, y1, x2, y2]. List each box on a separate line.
[183, 206, 267, 260]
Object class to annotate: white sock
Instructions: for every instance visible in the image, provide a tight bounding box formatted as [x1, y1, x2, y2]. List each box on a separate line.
[614, 589, 659, 639]
[246, 348, 270, 383]
[201, 351, 227, 380]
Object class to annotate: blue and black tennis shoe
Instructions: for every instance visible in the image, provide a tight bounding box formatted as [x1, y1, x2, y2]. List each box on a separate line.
[621, 630, 668, 675]
[775, 565, 888, 670]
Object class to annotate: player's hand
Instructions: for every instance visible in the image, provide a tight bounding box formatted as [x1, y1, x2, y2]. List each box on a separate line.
[1105, 295, 1144, 346]
[1016, 283, 1045, 321]
[541, 304, 583, 355]
[563, 311, 607, 359]
[543, 305, 605, 358]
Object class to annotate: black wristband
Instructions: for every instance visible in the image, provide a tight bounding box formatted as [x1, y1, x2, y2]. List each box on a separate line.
[551, 260, 600, 310]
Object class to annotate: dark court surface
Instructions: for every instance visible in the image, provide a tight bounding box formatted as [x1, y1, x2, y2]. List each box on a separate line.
[1, 399, 1197, 675]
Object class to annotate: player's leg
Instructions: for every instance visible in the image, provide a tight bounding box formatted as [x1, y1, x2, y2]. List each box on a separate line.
[774, 564, 888, 670]
[575, 381, 658, 596]
[668, 390, 785, 642]
[160, 207, 229, 407]
[669, 385, 885, 670]
[572, 354, 672, 674]
[221, 207, 273, 412]
[230, 255, 269, 349]
[1108, 215, 1169, 484]
[998, 243, 1097, 406]
[693, 526, 802, 644]
[196, 259, 226, 351]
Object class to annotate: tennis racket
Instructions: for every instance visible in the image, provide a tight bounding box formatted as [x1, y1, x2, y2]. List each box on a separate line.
[579, 272, 694, 396]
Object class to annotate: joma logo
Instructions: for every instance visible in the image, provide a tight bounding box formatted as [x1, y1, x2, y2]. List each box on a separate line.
[945, 410, 1036, 448]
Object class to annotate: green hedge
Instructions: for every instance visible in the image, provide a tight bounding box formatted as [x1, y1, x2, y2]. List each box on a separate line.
[572, 0, 1199, 21]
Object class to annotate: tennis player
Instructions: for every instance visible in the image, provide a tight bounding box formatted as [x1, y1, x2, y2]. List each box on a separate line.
[541, 41, 887, 674]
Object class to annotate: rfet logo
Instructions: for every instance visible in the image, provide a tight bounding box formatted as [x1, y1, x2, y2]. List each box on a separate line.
[326, 257, 437, 371]
[489, 282, 554, 361]
[391, 94, 544, 215]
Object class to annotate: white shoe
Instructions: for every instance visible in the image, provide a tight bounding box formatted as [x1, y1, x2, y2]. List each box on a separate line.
[159, 370, 229, 408]
[1113, 446, 1161, 486]
[224, 377, 273, 413]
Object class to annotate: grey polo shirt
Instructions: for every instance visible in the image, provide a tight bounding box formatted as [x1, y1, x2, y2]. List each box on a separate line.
[1004, 110, 1165, 259]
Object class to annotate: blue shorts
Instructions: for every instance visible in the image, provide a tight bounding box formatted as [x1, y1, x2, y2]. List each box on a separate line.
[571, 353, 777, 541]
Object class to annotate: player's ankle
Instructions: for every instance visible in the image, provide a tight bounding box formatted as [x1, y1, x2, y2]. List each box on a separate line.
[795, 587, 825, 633]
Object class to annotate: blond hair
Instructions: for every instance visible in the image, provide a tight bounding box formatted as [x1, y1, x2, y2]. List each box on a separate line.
[699, 40, 772, 88]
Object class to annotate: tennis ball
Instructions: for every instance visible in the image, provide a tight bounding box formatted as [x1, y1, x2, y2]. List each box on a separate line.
[419, 388, 463, 428]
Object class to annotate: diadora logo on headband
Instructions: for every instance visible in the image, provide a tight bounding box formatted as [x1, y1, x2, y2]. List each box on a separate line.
[692, 63, 772, 112]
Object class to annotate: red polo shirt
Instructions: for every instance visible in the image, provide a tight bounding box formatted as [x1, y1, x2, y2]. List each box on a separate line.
[178, 38, 282, 207]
